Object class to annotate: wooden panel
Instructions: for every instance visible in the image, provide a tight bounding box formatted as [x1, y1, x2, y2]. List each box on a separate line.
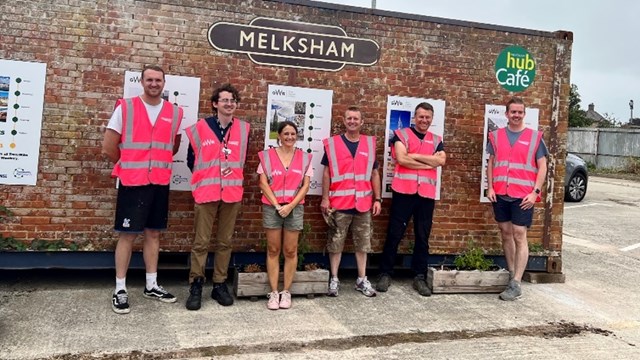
[427, 267, 510, 294]
[234, 269, 329, 297]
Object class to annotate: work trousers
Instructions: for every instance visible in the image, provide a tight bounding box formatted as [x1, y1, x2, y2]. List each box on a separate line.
[189, 200, 241, 283]
[380, 191, 435, 276]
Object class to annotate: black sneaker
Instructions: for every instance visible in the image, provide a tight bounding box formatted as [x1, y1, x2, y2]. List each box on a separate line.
[143, 285, 177, 303]
[112, 289, 130, 314]
[376, 273, 391, 292]
[211, 282, 234, 306]
[413, 275, 431, 297]
[186, 277, 204, 311]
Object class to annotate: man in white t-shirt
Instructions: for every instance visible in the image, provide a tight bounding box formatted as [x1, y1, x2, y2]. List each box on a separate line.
[102, 65, 183, 314]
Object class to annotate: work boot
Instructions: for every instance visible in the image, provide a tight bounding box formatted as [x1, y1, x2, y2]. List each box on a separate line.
[211, 282, 234, 306]
[186, 277, 204, 310]
[413, 275, 431, 297]
[376, 273, 391, 292]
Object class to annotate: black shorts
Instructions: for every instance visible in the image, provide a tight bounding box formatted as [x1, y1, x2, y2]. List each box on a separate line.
[114, 184, 170, 233]
[492, 196, 534, 227]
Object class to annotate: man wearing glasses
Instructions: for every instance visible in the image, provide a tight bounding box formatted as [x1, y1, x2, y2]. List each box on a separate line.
[184, 84, 250, 310]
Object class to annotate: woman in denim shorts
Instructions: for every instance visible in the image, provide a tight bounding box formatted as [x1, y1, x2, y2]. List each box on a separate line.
[257, 121, 313, 310]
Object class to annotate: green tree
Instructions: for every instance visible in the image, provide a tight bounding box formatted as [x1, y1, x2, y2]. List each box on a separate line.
[598, 113, 620, 128]
[569, 84, 592, 127]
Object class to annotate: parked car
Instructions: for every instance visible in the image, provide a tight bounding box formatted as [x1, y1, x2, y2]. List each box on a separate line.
[565, 153, 589, 202]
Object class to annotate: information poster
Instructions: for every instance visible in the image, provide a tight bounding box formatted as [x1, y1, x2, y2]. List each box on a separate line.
[123, 71, 200, 191]
[382, 96, 446, 199]
[480, 104, 540, 202]
[0, 59, 47, 186]
[264, 84, 333, 196]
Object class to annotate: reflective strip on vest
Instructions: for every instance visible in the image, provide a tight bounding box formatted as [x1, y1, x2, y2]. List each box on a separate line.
[263, 149, 274, 184]
[327, 137, 354, 182]
[239, 122, 248, 167]
[119, 160, 173, 169]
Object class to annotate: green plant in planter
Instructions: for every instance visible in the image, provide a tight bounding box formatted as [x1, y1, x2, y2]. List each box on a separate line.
[453, 242, 494, 271]
[297, 222, 312, 270]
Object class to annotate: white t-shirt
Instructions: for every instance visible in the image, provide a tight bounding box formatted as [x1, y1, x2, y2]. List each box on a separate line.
[107, 98, 164, 134]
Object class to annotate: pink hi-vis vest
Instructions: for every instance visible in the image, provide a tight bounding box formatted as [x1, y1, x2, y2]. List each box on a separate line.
[391, 128, 440, 199]
[323, 135, 376, 212]
[186, 118, 249, 204]
[489, 127, 543, 199]
[258, 148, 312, 205]
[111, 97, 183, 186]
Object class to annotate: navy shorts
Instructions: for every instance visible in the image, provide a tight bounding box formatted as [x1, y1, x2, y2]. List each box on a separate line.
[114, 184, 170, 233]
[492, 196, 534, 227]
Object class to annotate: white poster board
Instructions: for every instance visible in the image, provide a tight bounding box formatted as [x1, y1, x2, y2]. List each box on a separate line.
[382, 96, 446, 199]
[0, 60, 47, 185]
[480, 104, 540, 202]
[122, 71, 200, 191]
[264, 84, 333, 196]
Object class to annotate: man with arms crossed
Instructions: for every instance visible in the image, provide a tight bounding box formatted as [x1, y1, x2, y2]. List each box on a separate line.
[487, 97, 548, 301]
[102, 65, 183, 314]
[321, 106, 381, 297]
[376, 102, 445, 296]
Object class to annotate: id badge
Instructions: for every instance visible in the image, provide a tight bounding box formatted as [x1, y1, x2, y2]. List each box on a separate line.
[221, 167, 232, 177]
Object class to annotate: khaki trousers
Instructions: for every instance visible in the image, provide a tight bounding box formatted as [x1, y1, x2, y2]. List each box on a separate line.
[189, 201, 241, 283]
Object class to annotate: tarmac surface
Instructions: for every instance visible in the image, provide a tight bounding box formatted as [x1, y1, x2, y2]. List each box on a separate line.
[1, 176, 640, 359]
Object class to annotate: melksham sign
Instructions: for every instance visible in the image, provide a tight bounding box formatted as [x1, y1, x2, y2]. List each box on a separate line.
[208, 18, 380, 71]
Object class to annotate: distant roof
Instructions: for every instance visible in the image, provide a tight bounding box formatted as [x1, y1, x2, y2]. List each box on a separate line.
[585, 103, 607, 123]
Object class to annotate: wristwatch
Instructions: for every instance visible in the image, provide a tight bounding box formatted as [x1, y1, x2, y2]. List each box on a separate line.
[375, 198, 383, 203]
[534, 188, 541, 194]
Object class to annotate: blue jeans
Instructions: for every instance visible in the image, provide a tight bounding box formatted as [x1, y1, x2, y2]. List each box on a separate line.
[380, 191, 435, 276]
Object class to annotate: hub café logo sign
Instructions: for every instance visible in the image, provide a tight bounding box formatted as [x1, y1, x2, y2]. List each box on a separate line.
[207, 18, 380, 71]
[495, 45, 536, 92]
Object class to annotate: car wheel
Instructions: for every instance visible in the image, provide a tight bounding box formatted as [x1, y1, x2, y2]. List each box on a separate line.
[565, 172, 587, 202]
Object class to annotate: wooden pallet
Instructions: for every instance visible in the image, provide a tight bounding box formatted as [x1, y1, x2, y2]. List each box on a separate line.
[427, 267, 510, 294]
[233, 269, 329, 299]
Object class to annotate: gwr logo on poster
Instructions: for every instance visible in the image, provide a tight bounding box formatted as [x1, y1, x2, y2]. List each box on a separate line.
[208, 18, 380, 71]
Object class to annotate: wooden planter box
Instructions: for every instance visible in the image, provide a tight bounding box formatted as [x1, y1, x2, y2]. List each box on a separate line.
[233, 269, 329, 298]
[427, 267, 510, 294]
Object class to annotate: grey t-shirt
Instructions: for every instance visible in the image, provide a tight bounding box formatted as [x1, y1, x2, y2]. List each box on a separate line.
[487, 128, 548, 201]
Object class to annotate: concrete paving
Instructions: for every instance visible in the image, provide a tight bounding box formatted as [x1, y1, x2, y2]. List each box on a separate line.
[1, 176, 639, 359]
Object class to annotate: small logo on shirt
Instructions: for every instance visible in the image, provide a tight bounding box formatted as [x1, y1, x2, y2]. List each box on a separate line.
[518, 140, 530, 146]
[202, 139, 216, 147]
[358, 151, 368, 157]
[271, 170, 283, 177]
[122, 218, 131, 228]
[160, 117, 173, 123]
[292, 169, 302, 174]
[228, 141, 240, 146]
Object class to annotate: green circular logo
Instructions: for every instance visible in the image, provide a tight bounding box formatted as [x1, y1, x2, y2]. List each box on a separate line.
[495, 45, 536, 92]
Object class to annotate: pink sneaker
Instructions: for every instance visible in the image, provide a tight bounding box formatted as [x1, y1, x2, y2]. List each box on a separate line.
[267, 291, 279, 310]
[279, 290, 292, 309]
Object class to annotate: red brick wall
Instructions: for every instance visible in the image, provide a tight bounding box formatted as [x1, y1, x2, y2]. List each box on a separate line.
[0, 0, 572, 255]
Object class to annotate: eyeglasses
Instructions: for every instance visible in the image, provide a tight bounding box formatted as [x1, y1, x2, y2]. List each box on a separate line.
[219, 98, 237, 104]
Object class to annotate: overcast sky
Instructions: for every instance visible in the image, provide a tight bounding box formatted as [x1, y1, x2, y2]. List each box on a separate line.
[315, 0, 639, 122]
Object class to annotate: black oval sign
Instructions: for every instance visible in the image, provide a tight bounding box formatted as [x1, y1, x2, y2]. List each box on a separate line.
[208, 17, 380, 72]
